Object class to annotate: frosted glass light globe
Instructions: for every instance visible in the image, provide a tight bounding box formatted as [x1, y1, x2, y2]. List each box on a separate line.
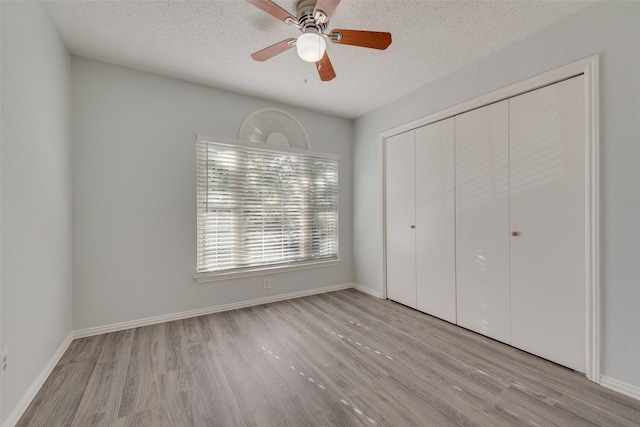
[296, 33, 327, 63]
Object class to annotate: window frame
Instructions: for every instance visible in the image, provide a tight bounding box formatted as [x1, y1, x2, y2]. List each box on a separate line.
[194, 136, 340, 283]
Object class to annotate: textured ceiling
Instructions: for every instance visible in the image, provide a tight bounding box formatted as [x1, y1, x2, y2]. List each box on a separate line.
[42, 0, 594, 119]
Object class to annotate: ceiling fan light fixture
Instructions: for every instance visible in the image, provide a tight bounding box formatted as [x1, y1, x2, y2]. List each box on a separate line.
[296, 33, 326, 62]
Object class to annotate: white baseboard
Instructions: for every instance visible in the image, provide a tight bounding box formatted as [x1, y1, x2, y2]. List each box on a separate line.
[3, 332, 74, 427]
[74, 282, 355, 339]
[600, 375, 640, 401]
[352, 282, 384, 299]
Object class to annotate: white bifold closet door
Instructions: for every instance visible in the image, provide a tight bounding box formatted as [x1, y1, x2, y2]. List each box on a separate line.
[509, 75, 585, 372]
[415, 118, 456, 323]
[385, 131, 417, 308]
[455, 100, 511, 344]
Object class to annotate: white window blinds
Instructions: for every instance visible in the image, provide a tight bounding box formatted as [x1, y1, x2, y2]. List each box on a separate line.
[196, 138, 338, 275]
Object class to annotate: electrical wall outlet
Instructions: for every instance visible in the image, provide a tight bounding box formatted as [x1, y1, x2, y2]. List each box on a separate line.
[0, 349, 8, 380]
[263, 278, 271, 290]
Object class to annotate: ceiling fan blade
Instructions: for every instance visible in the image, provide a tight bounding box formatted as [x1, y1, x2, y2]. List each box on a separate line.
[245, 0, 296, 24]
[313, 0, 340, 22]
[329, 29, 392, 50]
[251, 38, 296, 61]
[315, 52, 336, 82]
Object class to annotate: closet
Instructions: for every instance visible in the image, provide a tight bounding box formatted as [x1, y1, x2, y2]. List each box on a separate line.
[508, 76, 585, 372]
[385, 118, 456, 323]
[385, 75, 586, 372]
[455, 99, 511, 343]
[385, 130, 417, 308]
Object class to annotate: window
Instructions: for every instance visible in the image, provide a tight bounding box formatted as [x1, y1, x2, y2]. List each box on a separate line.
[195, 138, 339, 281]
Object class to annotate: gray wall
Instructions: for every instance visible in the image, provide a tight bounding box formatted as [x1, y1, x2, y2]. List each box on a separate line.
[1, 1, 72, 423]
[72, 57, 354, 330]
[353, 1, 640, 389]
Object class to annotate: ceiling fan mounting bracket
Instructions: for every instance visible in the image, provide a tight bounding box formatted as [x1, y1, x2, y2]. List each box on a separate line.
[314, 10, 329, 25]
[284, 17, 300, 28]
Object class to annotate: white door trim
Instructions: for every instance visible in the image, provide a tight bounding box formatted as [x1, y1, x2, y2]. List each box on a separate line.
[379, 55, 600, 382]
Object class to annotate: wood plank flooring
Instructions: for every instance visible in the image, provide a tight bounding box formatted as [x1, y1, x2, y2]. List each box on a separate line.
[17, 289, 640, 426]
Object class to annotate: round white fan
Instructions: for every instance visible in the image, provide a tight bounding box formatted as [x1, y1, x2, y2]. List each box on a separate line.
[239, 107, 310, 150]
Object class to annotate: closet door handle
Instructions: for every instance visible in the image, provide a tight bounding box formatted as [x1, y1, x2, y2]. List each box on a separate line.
[512, 231, 520, 236]
[411, 225, 416, 229]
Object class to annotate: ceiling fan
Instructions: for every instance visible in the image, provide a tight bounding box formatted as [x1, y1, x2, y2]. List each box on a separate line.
[246, 0, 392, 81]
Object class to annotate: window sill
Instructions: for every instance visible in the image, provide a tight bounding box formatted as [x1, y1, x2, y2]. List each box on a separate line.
[194, 259, 342, 283]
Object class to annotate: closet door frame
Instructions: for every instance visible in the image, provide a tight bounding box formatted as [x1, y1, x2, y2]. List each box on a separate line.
[380, 55, 600, 383]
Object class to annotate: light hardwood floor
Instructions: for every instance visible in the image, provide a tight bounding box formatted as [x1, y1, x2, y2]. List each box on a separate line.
[17, 289, 640, 426]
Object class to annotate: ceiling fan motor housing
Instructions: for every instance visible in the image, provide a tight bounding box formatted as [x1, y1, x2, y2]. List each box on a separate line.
[296, 0, 327, 35]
